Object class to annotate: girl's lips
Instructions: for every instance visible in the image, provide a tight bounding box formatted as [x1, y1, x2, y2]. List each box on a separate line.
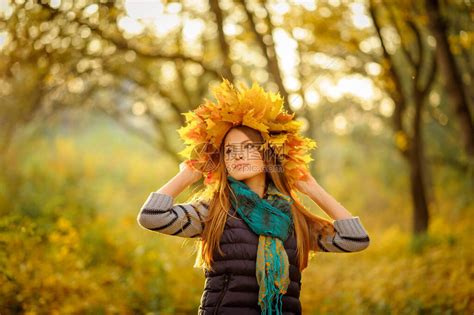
[235, 163, 249, 170]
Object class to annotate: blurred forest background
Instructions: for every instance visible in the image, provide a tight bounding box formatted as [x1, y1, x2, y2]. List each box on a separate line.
[0, 0, 473, 314]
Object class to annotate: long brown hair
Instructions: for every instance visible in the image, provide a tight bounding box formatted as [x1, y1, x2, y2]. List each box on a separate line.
[190, 126, 336, 272]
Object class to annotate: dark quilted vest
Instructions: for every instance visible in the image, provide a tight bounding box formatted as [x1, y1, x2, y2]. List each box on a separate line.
[198, 206, 302, 315]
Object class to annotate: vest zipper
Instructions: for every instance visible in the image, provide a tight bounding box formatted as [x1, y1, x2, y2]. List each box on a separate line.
[213, 273, 230, 315]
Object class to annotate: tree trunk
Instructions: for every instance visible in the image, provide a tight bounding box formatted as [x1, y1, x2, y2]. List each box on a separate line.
[425, 0, 474, 157]
[209, 0, 235, 82]
[239, 0, 290, 108]
[410, 92, 430, 234]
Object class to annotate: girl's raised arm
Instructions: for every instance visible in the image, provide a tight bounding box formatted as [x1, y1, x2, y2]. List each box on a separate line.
[294, 172, 371, 253]
[137, 192, 209, 238]
[137, 161, 208, 238]
[313, 216, 370, 253]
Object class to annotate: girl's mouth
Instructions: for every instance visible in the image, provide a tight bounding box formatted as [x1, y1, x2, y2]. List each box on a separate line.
[235, 163, 249, 170]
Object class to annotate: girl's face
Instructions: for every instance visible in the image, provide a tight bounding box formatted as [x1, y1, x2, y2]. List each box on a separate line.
[223, 128, 266, 181]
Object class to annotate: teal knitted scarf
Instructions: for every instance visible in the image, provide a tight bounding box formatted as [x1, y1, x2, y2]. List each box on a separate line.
[227, 175, 294, 315]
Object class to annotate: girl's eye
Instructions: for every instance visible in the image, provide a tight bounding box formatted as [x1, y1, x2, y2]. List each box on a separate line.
[248, 143, 262, 151]
[225, 148, 232, 154]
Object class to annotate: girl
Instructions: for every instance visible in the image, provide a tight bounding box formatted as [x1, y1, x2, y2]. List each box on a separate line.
[137, 80, 370, 315]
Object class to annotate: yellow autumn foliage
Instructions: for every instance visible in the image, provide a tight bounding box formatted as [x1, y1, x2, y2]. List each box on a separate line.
[0, 132, 472, 314]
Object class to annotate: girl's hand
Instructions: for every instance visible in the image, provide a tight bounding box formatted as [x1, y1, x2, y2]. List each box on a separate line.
[293, 170, 319, 196]
[179, 160, 203, 185]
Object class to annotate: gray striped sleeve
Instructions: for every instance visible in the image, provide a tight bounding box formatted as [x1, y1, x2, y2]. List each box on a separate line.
[137, 192, 209, 238]
[316, 216, 370, 253]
